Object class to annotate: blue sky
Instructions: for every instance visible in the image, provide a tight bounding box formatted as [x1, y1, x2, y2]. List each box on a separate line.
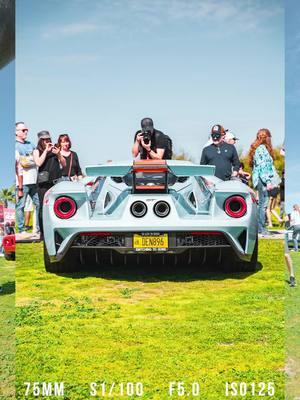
[0, 61, 15, 189]
[285, 0, 300, 213]
[16, 0, 284, 170]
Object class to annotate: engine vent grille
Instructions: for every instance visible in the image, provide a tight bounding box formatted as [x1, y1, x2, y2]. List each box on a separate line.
[73, 234, 125, 247]
[176, 233, 229, 247]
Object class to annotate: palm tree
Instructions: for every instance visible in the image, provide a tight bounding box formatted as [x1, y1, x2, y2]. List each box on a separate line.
[0, 185, 15, 207]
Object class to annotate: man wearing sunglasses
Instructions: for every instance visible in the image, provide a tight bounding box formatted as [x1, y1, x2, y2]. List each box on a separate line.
[200, 124, 240, 181]
[15, 122, 40, 238]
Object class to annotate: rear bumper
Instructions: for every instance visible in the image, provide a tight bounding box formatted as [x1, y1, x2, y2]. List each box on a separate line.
[49, 229, 254, 263]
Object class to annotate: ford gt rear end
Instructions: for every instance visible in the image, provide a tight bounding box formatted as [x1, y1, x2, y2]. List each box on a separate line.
[43, 160, 258, 273]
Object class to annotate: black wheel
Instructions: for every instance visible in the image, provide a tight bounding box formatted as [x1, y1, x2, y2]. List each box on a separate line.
[4, 252, 15, 261]
[44, 242, 80, 273]
[221, 237, 258, 273]
[239, 236, 258, 272]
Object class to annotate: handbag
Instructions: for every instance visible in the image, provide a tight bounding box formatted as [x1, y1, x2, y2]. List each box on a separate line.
[270, 166, 281, 187]
[37, 170, 50, 184]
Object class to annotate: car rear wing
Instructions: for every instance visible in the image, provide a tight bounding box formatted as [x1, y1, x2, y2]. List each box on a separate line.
[85, 161, 215, 178]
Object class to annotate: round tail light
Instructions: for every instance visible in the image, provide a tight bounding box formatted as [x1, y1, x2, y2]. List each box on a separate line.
[130, 201, 147, 218]
[54, 196, 77, 219]
[224, 195, 247, 218]
[153, 201, 170, 218]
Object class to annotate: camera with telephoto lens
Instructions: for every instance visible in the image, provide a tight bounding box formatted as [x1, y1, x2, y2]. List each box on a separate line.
[141, 130, 152, 144]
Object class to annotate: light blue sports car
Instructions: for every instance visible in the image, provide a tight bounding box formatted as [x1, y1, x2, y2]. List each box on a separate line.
[43, 160, 258, 273]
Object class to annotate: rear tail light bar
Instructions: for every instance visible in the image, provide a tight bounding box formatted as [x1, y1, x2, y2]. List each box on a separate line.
[79, 232, 112, 236]
[133, 160, 168, 173]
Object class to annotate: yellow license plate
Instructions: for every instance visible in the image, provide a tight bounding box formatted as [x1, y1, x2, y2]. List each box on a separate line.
[133, 234, 168, 249]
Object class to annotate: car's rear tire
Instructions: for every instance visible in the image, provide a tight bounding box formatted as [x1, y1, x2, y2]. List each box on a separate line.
[44, 242, 80, 273]
[238, 237, 258, 272]
[220, 237, 258, 273]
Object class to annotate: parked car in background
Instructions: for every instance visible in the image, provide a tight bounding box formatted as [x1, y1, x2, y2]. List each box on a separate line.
[2, 229, 15, 260]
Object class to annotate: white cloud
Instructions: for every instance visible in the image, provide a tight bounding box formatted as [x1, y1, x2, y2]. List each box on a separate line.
[42, 22, 99, 39]
[42, 1, 283, 40]
[124, 0, 283, 31]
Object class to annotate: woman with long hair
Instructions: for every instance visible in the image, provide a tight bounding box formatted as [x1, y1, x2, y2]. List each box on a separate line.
[33, 131, 66, 237]
[56, 134, 83, 181]
[248, 128, 276, 236]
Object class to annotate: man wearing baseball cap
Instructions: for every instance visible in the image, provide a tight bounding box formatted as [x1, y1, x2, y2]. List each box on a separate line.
[132, 117, 171, 160]
[200, 124, 240, 180]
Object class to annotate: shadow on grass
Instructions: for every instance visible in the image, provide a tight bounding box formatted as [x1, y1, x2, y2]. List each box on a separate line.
[55, 262, 263, 283]
[0, 281, 15, 296]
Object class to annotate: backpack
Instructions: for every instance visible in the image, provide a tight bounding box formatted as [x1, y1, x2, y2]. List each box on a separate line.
[154, 131, 173, 160]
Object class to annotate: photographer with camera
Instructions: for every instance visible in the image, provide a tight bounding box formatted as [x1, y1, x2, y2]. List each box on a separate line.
[132, 117, 172, 160]
[33, 130, 66, 238]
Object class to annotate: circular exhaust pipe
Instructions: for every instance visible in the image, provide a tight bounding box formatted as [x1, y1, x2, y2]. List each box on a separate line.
[130, 201, 148, 218]
[154, 201, 170, 218]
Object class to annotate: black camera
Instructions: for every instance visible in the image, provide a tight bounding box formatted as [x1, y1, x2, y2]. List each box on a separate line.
[141, 130, 152, 144]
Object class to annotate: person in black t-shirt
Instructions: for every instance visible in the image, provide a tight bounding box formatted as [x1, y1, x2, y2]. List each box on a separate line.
[200, 124, 240, 181]
[33, 130, 66, 237]
[57, 134, 83, 180]
[132, 117, 168, 160]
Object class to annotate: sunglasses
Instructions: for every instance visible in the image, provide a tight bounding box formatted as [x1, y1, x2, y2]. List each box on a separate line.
[17, 128, 28, 132]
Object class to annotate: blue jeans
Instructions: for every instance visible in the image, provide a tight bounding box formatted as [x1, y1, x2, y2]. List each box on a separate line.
[257, 178, 269, 233]
[293, 225, 300, 251]
[16, 184, 40, 232]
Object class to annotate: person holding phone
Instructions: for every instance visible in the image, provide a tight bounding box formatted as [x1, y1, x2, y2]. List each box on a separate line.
[33, 130, 66, 237]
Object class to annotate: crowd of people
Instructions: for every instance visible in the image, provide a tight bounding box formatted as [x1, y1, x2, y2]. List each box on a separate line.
[14, 118, 296, 286]
[15, 122, 82, 239]
[133, 119, 284, 235]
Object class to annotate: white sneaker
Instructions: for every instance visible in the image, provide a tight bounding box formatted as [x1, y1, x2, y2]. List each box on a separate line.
[32, 232, 41, 240]
[16, 231, 32, 241]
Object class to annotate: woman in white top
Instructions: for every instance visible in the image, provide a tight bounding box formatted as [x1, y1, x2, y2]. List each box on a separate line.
[291, 204, 300, 251]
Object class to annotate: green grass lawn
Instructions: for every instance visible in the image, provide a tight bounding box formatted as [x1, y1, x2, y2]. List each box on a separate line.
[0, 256, 15, 399]
[16, 240, 285, 400]
[285, 251, 300, 399]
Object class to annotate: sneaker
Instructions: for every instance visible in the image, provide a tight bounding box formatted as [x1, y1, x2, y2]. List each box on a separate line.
[290, 276, 296, 287]
[24, 225, 32, 231]
[261, 230, 272, 237]
[31, 232, 41, 240]
[16, 231, 32, 241]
